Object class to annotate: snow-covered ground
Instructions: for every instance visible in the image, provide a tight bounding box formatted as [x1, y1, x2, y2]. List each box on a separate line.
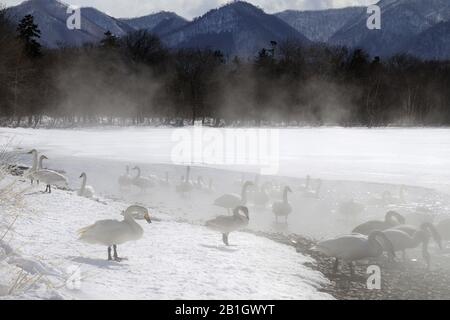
[1, 126, 450, 299]
[0, 177, 331, 300]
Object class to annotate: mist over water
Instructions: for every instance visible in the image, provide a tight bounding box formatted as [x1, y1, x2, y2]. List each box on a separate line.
[4, 126, 450, 240]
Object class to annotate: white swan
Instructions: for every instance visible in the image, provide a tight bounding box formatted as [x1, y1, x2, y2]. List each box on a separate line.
[176, 166, 194, 194]
[206, 206, 249, 246]
[404, 208, 435, 226]
[78, 205, 152, 261]
[214, 181, 253, 214]
[313, 231, 395, 275]
[391, 223, 442, 249]
[131, 166, 155, 191]
[272, 186, 292, 223]
[118, 166, 133, 188]
[28, 150, 68, 193]
[78, 172, 95, 198]
[352, 211, 405, 235]
[381, 228, 433, 268]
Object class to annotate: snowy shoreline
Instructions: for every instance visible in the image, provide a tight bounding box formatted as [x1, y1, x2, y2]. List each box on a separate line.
[0, 176, 332, 300]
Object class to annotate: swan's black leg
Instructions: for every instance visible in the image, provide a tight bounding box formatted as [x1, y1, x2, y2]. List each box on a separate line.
[44, 185, 48, 193]
[222, 233, 229, 246]
[108, 246, 113, 261]
[113, 245, 122, 262]
[49, 185, 52, 193]
[333, 258, 339, 274]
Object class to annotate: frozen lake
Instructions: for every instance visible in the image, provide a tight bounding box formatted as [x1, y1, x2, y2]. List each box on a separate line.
[1, 127, 450, 192]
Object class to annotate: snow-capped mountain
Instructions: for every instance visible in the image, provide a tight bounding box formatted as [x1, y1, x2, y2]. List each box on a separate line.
[120, 12, 188, 36]
[276, 7, 364, 43]
[5, 0, 450, 59]
[161, 1, 310, 57]
[6, 0, 133, 48]
[406, 21, 450, 60]
[329, 0, 450, 57]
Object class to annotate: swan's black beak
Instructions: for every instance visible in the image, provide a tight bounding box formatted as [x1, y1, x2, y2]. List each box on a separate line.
[144, 213, 152, 224]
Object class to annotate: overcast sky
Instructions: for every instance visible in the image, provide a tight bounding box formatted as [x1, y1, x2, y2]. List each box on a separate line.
[2, 0, 378, 19]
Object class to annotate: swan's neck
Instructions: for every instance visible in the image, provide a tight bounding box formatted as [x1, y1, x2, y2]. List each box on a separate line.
[186, 167, 190, 182]
[135, 168, 141, 179]
[80, 175, 87, 192]
[283, 190, 289, 203]
[241, 184, 249, 203]
[38, 158, 44, 170]
[31, 152, 38, 171]
[124, 215, 142, 232]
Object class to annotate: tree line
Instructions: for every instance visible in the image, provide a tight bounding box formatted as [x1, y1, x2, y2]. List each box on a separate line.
[1, 10, 450, 127]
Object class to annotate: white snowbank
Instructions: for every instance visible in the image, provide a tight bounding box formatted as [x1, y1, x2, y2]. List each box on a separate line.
[3, 179, 332, 300]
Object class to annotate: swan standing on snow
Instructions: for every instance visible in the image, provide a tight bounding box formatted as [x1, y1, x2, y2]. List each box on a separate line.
[131, 166, 155, 191]
[176, 166, 194, 195]
[272, 186, 292, 223]
[118, 166, 133, 188]
[28, 150, 68, 193]
[78, 205, 152, 261]
[214, 181, 253, 214]
[352, 211, 405, 235]
[313, 231, 395, 276]
[206, 206, 249, 246]
[78, 172, 95, 198]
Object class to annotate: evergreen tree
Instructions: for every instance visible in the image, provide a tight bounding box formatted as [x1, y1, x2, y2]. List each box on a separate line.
[17, 14, 41, 58]
[100, 30, 119, 48]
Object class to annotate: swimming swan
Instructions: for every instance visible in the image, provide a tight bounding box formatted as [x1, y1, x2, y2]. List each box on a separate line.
[206, 206, 249, 246]
[78, 172, 95, 198]
[78, 206, 152, 261]
[118, 166, 133, 188]
[176, 166, 194, 194]
[131, 166, 155, 191]
[214, 181, 253, 214]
